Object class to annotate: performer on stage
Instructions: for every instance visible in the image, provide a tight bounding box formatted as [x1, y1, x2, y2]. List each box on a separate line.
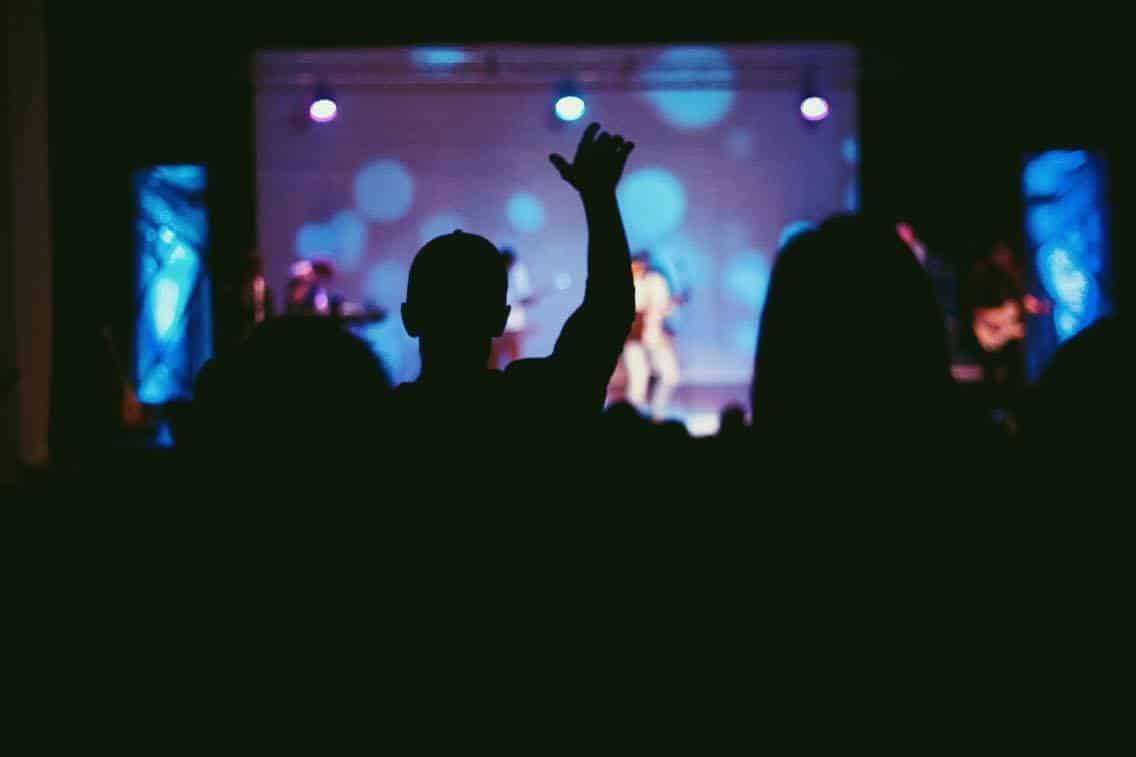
[489, 247, 534, 369]
[621, 251, 680, 420]
[285, 257, 386, 325]
[962, 241, 1048, 402]
[896, 221, 958, 347]
[239, 249, 273, 338]
[285, 258, 335, 316]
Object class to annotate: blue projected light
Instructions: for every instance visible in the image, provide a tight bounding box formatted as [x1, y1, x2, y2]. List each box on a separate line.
[730, 320, 760, 356]
[1053, 306, 1081, 342]
[410, 47, 472, 68]
[844, 181, 860, 212]
[1026, 204, 1063, 244]
[296, 224, 330, 257]
[153, 277, 182, 338]
[778, 219, 815, 250]
[641, 47, 734, 131]
[364, 259, 410, 307]
[295, 209, 368, 271]
[132, 165, 211, 408]
[842, 136, 859, 164]
[505, 192, 547, 233]
[354, 159, 415, 222]
[1024, 150, 1088, 197]
[151, 165, 206, 191]
[418, 211, 466, 245]
[1023, 150, 1111, 355]
[725, 128, 753, 157]
[723, 221, 750, 251]
[331, 210, 367, 262]
[1036, 244, 1100, 336]
[654, 233, 712, 292]
[617, 167, 687, 250]
[723, 249, 770, 310]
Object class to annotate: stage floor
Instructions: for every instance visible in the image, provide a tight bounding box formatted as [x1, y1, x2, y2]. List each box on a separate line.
[606, 383, 750, 437]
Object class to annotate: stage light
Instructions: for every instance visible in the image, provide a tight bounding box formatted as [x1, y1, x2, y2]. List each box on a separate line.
[309, 82, 338, 123]
[555, 95, 585, 122]
[554, 82, 586, 122]
[799, 66, 829, 124]
[799, 95, 829, 123]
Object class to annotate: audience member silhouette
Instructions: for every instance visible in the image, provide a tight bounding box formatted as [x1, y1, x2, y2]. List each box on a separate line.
[718, 404, 748, 437]
[752, 215, 962, 464]
[1024, 314, 1127, 467]
[389, 123, 635, 470]
[188, 315, 391, 473]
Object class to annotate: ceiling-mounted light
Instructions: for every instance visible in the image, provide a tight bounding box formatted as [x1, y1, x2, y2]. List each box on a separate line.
[554, 81, 586, 122]
[799, 67, 829, 124]
[309, 81, 338, 123]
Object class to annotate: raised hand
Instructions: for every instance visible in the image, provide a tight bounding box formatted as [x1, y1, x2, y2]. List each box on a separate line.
[549, 123, 634, 196]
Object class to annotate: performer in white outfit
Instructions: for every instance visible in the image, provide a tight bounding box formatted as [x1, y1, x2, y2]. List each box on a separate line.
[621, 252, 680, 420]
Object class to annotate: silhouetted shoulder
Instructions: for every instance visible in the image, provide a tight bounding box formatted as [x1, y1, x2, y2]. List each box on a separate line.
[501, 356, 553, 380]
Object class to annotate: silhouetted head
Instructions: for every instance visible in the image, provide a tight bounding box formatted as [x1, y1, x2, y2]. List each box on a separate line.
[190, 316, 390, 461]
[1025, 315, 1126, 460]
[402, 231, 509, 373]
[752, 214, 954, 445]
[500, 247, 518, 270]
[719, 404, 748, 435]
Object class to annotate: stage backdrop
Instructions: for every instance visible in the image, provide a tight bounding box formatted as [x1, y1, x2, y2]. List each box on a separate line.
[254, 45, 858, 386]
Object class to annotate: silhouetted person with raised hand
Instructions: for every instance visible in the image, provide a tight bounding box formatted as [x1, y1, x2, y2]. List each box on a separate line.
[390, 123, 635, 471]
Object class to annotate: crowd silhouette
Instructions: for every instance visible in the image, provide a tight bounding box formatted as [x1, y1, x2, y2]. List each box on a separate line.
[14, 123, 1127, 737]
[48, 120, 1117, 504]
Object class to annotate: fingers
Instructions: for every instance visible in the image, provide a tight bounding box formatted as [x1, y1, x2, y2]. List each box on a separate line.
[558, 124, 634, 190]
[548, 153, 572, 181]
[616, 140, 635, 171]
[574, 123, 601, 162]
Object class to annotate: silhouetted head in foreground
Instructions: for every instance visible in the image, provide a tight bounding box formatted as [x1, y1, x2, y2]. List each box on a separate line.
[190, 316, 390, 462]
[402, 231, 509, 378]
[1024, 315, 1126, 462]
[752, 214, 954, 447]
